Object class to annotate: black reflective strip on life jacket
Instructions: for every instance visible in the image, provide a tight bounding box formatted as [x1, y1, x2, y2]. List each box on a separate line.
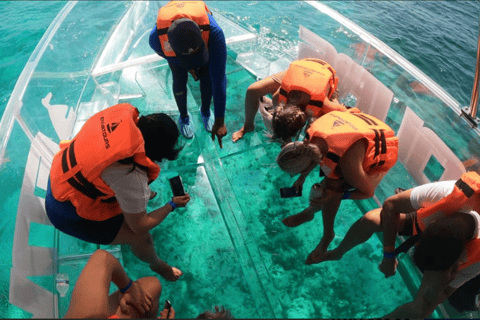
[456, 178, 475, 198]
[372, 129, 386, 158]
[352, 113, 378, 126]
[370, 160, 385, 169]
[157, 23, 211, 35]
[309, 100, 324, 108]
[61, 141, 107, 200]
[326, 152, 340, 163]
[279, 88, 288, 98]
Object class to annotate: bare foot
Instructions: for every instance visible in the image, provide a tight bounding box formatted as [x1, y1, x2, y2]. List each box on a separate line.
[305, 235, 335, 265]
[232, 125, 254, 142]
[313, 249, 343, 264]
[150, 261, 183, 282]
[282, 211, 314, 227]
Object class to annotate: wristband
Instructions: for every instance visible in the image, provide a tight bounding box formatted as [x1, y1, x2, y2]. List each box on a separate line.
[383, 251, 396, 259]
[168, 200, 177, 211]
[342, 191, 351, 199]
[120, 279, 132, 293]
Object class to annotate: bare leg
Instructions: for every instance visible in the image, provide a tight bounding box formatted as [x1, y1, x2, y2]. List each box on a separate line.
[111, 222, 183, 282]
[305, 197, 342, 264]
[316, 208, 383, 264]
[282, 205, 320, 227]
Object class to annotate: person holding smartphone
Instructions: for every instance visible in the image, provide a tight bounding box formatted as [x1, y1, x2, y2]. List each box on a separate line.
[46, 103, 190, 282]
[276, 110, 398, 264]
[64, 250, 162, 318]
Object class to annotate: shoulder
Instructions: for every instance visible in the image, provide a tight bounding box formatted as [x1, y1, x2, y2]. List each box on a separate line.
[410, 180, 456, 209]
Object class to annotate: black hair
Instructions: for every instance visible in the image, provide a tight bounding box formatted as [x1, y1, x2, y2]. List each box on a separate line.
[413, 216, 469, 272]
[272, 103, 307, 142]
[196, 306, 233, 319]
[137, 113, 183, 162]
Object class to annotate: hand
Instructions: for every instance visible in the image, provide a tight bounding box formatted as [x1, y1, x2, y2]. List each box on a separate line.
[309, 187, 341, 207]
[211, 118, 227, 148]
[292, 175, 306, 192]
[378, 257, 398, 278]
[120, 281, 153, 316]
[172, 194, 190, 208]
[159, 306, 176, 319]
[232, 124, 254, 142]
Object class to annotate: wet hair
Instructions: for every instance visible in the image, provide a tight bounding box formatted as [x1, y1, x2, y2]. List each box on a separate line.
[272, 103, 307, 142]
[196, 306, 233, 319]
[413, 216, 469, 272]
[137, 113, 183, 162]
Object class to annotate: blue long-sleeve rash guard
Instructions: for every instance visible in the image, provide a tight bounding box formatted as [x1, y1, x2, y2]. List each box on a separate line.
[149, 14, 227, 119]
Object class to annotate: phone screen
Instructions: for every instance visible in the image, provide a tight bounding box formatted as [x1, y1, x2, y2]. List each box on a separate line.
[280, 187, 302, 198]
[169, 176, 186, 197]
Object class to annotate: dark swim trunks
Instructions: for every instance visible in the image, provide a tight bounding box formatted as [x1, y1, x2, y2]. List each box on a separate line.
[45, 178, 124, 245]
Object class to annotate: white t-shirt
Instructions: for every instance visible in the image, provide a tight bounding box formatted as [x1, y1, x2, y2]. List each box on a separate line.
[101, 162, 151, 214]
[410, 180, 480, 288]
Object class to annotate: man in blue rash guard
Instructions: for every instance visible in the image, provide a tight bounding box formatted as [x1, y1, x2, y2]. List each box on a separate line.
[149, 1, 227, 148]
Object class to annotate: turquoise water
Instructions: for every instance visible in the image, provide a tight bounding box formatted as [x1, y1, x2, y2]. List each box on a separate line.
[1, 1, 479, 120]
[1, 1, 480, 318]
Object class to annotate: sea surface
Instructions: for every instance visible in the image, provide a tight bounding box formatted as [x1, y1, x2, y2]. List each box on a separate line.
[0, 1, 479, 121]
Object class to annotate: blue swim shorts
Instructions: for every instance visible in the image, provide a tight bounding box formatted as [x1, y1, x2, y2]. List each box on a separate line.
[45, 178, 124, 245]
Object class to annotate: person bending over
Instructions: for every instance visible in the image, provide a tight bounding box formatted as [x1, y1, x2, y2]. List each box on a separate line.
[276, 110, 398, 264]
[149, 0, 227, 147]
[46, 103, 190, 282]
[233, 58, 358, 143]
[386, 214, 480, 318]
[64, 249, 162, 318]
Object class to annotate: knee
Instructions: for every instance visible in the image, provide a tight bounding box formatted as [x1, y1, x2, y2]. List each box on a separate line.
[138, 276, 162, 299]
[362, 209, 381, 228]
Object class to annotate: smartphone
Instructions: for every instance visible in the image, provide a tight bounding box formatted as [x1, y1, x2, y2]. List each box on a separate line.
[280, 186, 302, 198]
[169, 176, 186, 197]
[164, 300, 172, 318]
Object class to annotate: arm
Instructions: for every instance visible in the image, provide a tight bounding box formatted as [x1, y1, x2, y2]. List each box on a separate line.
[378, 189, 416, 277]
[64, 250, 152, 319]
[123, 194, 190, 235]
[339, 140, 378, 197]
[207, 16, 228, 147]
[232, 72, 285, 142]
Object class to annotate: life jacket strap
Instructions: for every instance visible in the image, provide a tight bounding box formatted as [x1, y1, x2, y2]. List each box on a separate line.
[456, 178, 475, 198]
[61, 140, 108, 200]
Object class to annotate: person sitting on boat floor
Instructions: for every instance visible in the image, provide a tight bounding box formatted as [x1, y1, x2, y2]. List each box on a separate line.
[232, 58, 360, 143]
[46, 103, 190, 282]
[159, 305, 233, 319]
[317, 171, 480, 315]
[64, 249, 162, 319]
[276, 110, 398, 264]
[149, 0, 227, 147]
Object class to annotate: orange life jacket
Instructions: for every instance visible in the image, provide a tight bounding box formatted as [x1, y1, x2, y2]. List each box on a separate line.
[278, 59, 340, 118]
[413, 172, 480, 271]
[307, 111, 398, 179]
[50, 103, 160, 221]
[156, 1, 211, 57]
